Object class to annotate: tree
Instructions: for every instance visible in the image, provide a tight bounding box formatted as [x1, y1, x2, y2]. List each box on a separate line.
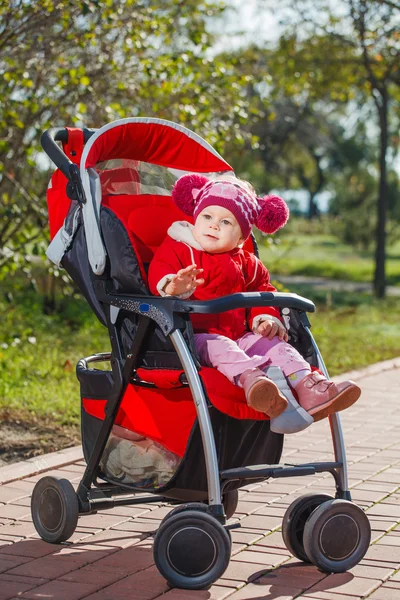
[259, 0, 400, 297]
[0, 0, 261, 279]
[217, 44, 350, 218]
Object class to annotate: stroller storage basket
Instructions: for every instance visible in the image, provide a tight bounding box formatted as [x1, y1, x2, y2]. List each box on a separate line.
[77, 353, 284, 499]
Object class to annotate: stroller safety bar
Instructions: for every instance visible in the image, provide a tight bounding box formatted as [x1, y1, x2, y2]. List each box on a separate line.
[182, 292, 315, 314]
[95, 285, 315, 335]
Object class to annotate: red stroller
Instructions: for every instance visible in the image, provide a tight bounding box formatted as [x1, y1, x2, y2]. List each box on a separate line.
[31, 118, 371, 589]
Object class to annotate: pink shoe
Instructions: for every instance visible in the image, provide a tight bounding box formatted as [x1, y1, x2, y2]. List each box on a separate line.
[295, 372, 361, 422]
[240, 368, 288, 417]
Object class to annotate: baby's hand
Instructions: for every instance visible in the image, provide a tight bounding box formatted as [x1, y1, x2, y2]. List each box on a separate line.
[164, 264, 204, 296]
[257, 318, 288, 342]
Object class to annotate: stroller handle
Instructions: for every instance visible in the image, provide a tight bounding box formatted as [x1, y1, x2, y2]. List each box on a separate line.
[41, 127, 96, 179]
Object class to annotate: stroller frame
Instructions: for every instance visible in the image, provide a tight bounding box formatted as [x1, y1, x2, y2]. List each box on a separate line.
[31, 122, 370, 588]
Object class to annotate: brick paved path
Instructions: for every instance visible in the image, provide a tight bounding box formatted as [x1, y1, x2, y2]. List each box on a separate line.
[0, 358, 399, 599]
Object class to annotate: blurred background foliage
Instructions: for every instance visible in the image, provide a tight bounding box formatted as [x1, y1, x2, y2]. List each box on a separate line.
[0, 0, 400, 434]
[0, 0, 398, 293]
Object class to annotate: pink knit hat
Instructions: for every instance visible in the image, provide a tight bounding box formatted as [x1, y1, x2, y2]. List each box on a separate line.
[171, 174, 289, 239]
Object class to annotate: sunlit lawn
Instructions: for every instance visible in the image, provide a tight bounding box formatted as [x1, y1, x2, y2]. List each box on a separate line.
[259, 233, 400, 286]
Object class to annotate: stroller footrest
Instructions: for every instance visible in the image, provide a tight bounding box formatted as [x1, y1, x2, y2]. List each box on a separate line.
[220, 464, 315, 482]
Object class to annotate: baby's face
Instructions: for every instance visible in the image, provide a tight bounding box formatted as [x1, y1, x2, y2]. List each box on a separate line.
[193, 205, 243, 253]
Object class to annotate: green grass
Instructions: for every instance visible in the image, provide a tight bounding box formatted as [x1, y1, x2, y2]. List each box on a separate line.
[259, 233, 400, 286]
[0, 290, 109, 427]
[1, 280, 400, 427]
[294, 288, 400, 376]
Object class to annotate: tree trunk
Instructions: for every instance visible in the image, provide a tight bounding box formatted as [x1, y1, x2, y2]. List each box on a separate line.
[308, 192, 318, 220]
[373, 94, 389, 299]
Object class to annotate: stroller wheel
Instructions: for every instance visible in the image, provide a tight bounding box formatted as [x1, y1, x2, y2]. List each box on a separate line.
[153, 509, 231, 589]
[161, 502, 209, 525]
[222, 490, 239, 520]
[303, 499, 371, 573]
[282, 493, 334, 562]
[31, 476, 79, 544]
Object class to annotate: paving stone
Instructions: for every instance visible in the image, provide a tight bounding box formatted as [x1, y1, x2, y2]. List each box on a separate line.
[0, 535, 23, 544]
[89, 546, 154, 574]
[238, 514, 282, 532]
[110, 520, 160, 535]
[253, 504, 287, 517]
[235, 501, 268, 515]
[80, 528, 146, 548]
[0, 580, 35, 599]
[225, 581, 302, 599]
[7, 497, 31, 508]
[20, 579, 100, 599]
[82, 565, 169, 599]
[383, 580, 400, 589]
[0, 521, 37, 538]
[0, 573, 49, 587]
[363, 543, 400, 564]
[347, 562, 396, 581]
[75, 513, 133, 530]
[6, 555, 96, 579]
[367, 503, 400, 518]
[305, 572, 381, 597]
[250, 530, 287, 549]
[96, 505, 152, 518]
[0, 553, 33, 574]
[368, 585, 400, 600]
[230, 530, 263, 546]
[374, 533, 400, 546]
[299, 594, 361, 600]
[221, 559, 273, 584]
[137, 506, 172, 520]
[58, 564, 125, 587]
[158, 585, 234, 599]
[0, 488, 29, 504]
[0, 505, 31, 520]
[231, 549, 290, 567]
[254, 562, 327, 589]
[0, 539, 60, 558]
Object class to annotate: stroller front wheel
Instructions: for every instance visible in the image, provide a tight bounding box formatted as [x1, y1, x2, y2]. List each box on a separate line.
[31, 476, 79, 544]
[282, 493, 334, 562]
[153, 509, 231, 589]
[302, 499, 371, 573]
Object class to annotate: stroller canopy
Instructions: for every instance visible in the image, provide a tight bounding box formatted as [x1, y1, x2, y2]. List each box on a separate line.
[79, 118, 234, 276]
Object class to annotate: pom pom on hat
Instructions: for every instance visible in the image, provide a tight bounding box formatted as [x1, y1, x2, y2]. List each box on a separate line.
[171, 173, 210, 216]
[255, 194, 290, 234]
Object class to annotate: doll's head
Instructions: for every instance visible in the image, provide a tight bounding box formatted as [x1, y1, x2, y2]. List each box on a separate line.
[171, 174, 289, 252]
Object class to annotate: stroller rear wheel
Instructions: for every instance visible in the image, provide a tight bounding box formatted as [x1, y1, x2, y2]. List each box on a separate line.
[153, 509, 231, 589]
[303, 499, 371, 573]
[282, 493, 334, 562]
[31, 476, 79, 544]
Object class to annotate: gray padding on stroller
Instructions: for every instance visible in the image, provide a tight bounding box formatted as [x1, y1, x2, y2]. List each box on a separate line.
[266, 366, 313, 434]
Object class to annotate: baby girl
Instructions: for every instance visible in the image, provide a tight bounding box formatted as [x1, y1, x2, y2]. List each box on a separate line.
[148, 174, 361, 425]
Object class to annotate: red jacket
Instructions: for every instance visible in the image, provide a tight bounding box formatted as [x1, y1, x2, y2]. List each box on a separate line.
[148, 222, 282, 341]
